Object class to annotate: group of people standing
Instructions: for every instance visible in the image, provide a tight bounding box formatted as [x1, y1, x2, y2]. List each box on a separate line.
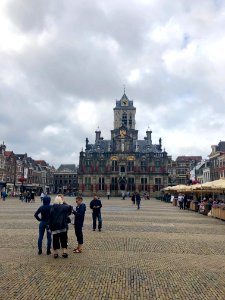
[178, 194, 188, 210]
[34, 194, 103, 258]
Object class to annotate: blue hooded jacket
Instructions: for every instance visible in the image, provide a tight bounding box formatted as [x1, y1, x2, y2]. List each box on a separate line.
[34, 196, 51, 222]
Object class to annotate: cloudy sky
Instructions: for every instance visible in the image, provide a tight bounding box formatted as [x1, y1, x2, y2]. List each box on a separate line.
[1, 0, 225, 167]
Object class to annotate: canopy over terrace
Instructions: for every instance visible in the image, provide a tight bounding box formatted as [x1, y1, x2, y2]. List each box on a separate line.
[163, 179, 225, 194]
[163, 185, 192, 193]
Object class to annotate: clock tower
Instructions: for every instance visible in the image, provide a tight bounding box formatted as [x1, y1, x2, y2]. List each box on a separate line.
[113, 93, 136, 130]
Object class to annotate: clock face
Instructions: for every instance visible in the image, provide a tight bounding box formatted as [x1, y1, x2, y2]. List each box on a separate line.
[122, 99, 128, 106]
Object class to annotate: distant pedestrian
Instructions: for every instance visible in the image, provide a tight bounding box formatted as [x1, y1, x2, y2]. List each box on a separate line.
[73, 196, 86, 253]
[49, 195, 72, 258]
[107, 191, 110, 200]
[178, 194, 184, 209]
[90, 195, 102, 231]
[183, 194, 188, 210]
[2, 190, 7, 201]
[40, 192, 45, 202]
[122, 191, 126, 200]
[131, 193, 135, 205]
[136, 192, 141, 210]
[31, 190, 35, 203]
[34, 195, 52, 255]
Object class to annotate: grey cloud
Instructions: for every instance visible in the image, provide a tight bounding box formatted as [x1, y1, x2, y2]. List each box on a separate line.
[1, 0, 225, 165]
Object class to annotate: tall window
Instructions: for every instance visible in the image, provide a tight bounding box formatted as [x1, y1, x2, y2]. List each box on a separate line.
[127, 161, 134, 172]
[111, 177, 118, 190]
[112, 160, 118, 171]
[99, 160, 105, 173]
[122, 112, 127, 126]
[120, 166, 125, 173]
[129, 115, 132, 127]
[85, 177, 91, 190]
[141, 160, 146, 172]
[128, 178, 135, 191]
[141, 178, 147, 191]
[99, 177, 105, 190]
[155, 178, 161, 191]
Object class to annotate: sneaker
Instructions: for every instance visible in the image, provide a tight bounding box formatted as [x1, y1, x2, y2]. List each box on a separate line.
[38, 249, 42, 255]
[47, 249, 51, 255]
[62, 253, 68, 258]
[98, 228, 101, 232]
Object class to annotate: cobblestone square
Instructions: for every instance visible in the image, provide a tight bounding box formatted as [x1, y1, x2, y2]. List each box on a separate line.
[1, 197, 225, 300]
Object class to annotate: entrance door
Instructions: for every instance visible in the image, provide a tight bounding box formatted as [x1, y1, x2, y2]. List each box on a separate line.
[120, 182, 126, 190]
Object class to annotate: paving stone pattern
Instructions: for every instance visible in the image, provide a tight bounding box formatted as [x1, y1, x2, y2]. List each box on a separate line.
[0, 197, 225, 300]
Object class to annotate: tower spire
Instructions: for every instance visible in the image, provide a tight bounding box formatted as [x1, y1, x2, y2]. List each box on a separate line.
[123, 84, 126, 94]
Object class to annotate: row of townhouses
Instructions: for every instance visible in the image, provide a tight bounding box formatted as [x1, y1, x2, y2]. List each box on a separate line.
[0, 143, 78, 195]
[168, 141, 225, 186]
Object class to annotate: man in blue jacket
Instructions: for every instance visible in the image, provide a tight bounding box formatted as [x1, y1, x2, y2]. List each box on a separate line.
[34, 195, 52, 255]
[90, 195, 102, 232]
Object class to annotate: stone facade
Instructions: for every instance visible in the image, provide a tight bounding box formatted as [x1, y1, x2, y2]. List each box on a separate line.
[54, 164, 78, 194]
[78, 93, 170, 196]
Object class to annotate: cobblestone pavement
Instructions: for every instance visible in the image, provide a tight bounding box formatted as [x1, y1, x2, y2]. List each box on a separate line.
[1, 197, 225, 300]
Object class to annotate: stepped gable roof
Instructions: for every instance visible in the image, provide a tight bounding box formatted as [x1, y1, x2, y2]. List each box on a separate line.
[217, 141, 225, 152]
[57, 164, 76, 172]
[176, 156, 202, 161]
[35, 160, 47, 166]
[15, 154, 27, 160]
[4, 151, 13, 157]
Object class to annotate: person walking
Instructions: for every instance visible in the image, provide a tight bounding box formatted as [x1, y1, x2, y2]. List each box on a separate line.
[131, 192, 135, 205]
[183, 194, 188, 210]
[107, 191, 110, 200]
[49, 195, 72, 258]
[73, 196, 86, 253]
[34, 195, 52, 255]
[136, 192, 141, 210]
[178, 193, 184, 209]
[31, 190, 35, 203]
[90, 195, 102, 232]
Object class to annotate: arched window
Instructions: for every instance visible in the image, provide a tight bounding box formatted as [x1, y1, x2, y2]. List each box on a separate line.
[122, 112, 127, 126]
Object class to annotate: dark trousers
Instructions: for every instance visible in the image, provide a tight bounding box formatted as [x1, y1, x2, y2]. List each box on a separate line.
[75, 225, 83, 244]
[53, 231, 67, 250]
[179, 201, 184, 209]
[38, 221, 51, 250]
[136, 200, 140, 209]
[92, 212, 102, 229]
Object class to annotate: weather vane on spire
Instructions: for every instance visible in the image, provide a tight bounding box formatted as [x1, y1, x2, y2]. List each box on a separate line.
[123, 84, 126, 94]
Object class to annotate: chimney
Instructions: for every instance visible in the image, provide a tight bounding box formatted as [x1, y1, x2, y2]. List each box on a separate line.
[95, 128, 101, 142]
[146, 129, 152, 143]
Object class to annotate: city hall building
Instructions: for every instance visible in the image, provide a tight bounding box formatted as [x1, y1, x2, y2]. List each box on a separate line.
[78, 93, 170, 196]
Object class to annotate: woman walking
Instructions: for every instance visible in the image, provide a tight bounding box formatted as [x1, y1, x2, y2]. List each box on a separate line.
[49, 195, 72, 258]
